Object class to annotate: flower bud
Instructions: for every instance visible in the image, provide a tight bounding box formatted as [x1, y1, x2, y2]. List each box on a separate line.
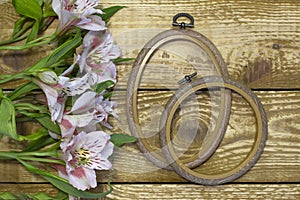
[38, 71, 58, 85]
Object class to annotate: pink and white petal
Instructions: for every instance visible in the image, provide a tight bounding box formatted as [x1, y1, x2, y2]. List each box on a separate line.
[51, 0, 62, 18]
[35, 80, 58, 107]
[77, 16, 106, 31]
[63, 74, 91, 96]
[48, 130, 60, 139]
[100, 141, 114, 160]
[84, 131, 111, 153]
[108, 44, 122, 59]
[87, 157, 112, 170]
[63, 112, 94, 128]
[50, 97, 66, 122]
[68, 167, 97, 191]
[88, 62, 117, 83]
[55, 164, 69, 180]
[68, 91, 96, 114]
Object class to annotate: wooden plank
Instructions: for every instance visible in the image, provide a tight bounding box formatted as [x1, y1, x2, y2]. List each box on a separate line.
[0, 184, 58, 197]
[0, 90, 299, 183]
[102, 0, 300, 89]
[0, 183, 299, 199]
[0, 0, 299, 89]
[103, 184, 300, 200]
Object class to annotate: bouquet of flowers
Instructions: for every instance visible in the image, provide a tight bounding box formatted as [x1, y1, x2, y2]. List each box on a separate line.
[0, 0, 135, 199]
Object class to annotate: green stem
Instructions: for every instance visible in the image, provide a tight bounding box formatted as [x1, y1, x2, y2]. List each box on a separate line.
[0, 150, 57, 158]
[19, 156, 65, 165]
[0, 150, 65, 164]
[0, 34, 56, 51]
[0, 72, 28, 85]
[0, 34, 28, 46]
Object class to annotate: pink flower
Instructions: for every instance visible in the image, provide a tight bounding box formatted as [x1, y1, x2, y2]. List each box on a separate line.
[78, 30, 121, 84]
[66, 91, 118, 128]
[35, 74, 91, 123]
[52, 0, 106, 34]
[59, 131, 114, 190]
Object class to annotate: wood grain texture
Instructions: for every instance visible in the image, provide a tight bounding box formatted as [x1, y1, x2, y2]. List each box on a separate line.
[103, 184, 300, 200]
[0, 183, 299, 200]
[0, 91, 299, 183]
[102, 0, 300, 89]
[1, 0, 300, 198]
[0, 0, 300, 89]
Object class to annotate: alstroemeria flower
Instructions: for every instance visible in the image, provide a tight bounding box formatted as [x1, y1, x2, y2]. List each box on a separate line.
[35, 74, 92, 122]
[59, 131, 114, 190]
[35, 78, 67, 122]
[65, 91, 118, 129]
[52, 0, 106, 34]
[78, 30, 121, 84]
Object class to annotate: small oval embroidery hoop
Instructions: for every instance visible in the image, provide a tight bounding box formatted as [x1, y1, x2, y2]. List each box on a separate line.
[159, 76, 268, 184]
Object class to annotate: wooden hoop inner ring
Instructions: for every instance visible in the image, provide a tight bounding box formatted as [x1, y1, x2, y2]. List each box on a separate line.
[160, 76, 268, 184]
[126, 29, 232, 169]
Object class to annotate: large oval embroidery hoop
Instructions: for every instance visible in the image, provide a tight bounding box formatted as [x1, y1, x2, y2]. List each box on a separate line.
[126, 13, 232, 169]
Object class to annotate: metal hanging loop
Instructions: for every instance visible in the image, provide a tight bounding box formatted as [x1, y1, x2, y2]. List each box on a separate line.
[172, 13, 195, 29]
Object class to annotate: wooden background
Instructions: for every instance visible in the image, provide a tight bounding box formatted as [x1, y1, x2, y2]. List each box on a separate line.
[0, 0, 300, 199]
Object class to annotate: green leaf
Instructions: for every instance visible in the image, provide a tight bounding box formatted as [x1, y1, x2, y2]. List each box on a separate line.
[12, 17, 27, 38]
[110, 134, 137, 147]
[18, 159, 113, 199]
[0, 97, 18, 140]
[44, 176, 113, 199]
[94, 80, 115, 94]
[0, 192, 17, 200]
[12, 0, 43, 21]
[15, 103, 48, 113]
[46, 30, 82, 67]
[7, 81, 38, 101]
[113, 57, 135, 63]
[104, 91, 113, 99]
[101, 6, 126, 22]
[18, 127, 48, 141]
[26, 20, 39, 42]
[24, 136, 57, 152]
[35, 114, 61, 134]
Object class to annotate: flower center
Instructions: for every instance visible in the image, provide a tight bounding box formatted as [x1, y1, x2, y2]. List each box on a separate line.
[75, 148, 92, 166]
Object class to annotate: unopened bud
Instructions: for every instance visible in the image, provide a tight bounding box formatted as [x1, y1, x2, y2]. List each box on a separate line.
[38, 71, 58, 85]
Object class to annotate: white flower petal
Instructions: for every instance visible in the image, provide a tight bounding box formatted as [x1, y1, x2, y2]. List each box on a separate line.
[68, 167, 97, 190]
[63, 113, 94, 128]
[100, 141, 114, 159]
[69, 91, 97, 114]
[84, 131, 111, 153]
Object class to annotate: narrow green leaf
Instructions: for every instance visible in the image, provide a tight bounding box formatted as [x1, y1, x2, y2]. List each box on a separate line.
[44, 176, 113, 199]
[0, 192, 17, 200]
[46, 30, 82, 67]
[26, 20, 39, 42]
[18, 127, 48, 141]
[0, 98, 18, 140]
[12, 17, 27, 38]
[94, 80, 115, 94]
[110, 134, 137, 147]
[24, 135, 57, 152]
[35, 114, 61, 134]
[113, 57, 135, 63]
[7, 81, 38, 101]
[15, 103, 48, 114]
[12, 0, 43, 21]
[18, 159, 113, 199]
[101, 6, 126, 22]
